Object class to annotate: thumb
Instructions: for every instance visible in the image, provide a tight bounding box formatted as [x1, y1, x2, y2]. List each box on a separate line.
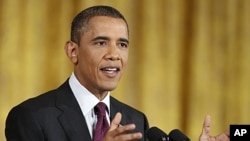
[109, 112, 122, 131]
[201, 115, 211, 136]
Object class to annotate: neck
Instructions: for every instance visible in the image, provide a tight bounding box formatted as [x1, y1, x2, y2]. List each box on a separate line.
[94, 92, 109, 101]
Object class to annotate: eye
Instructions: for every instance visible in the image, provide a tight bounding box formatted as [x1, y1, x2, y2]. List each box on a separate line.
[95, 41, 107, 46]
[119, 42, 128, 48]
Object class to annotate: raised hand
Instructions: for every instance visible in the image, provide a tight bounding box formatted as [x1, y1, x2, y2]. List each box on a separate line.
[103, 112, 142, 141]
[199, 115, 230, 141]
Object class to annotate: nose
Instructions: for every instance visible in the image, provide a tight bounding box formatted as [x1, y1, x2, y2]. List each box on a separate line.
[104, 44, 120, 61]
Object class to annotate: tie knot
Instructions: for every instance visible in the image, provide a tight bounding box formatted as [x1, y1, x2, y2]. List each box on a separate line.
[94, 102, 107, 116]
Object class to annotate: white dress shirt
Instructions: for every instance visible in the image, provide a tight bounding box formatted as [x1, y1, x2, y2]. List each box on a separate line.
[69, 72, 110, 138]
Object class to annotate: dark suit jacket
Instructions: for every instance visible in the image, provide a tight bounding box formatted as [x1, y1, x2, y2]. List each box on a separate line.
[5, 80, 149, 141]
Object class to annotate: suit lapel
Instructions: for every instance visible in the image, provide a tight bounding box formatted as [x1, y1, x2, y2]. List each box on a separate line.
[55, 81, 92, 141]
[110, 96, 129, 126]
[54, 81, 132, 141]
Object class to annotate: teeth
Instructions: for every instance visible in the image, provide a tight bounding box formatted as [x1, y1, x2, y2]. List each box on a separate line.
[106, 68, 117, 71]
[102, 67, 118, 71]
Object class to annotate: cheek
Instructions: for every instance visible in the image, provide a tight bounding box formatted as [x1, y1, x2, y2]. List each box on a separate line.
[121, 54, 129, 67]
[79, 49, 100, 63]
[122, 51, 129, 62]
[77, 54, 96, 72]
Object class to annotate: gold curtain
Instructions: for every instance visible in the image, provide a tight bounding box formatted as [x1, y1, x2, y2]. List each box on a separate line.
[1, 0, 250, 140]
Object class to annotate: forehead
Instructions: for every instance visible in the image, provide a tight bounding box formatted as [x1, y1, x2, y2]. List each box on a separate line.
[86, 16, 128, 37]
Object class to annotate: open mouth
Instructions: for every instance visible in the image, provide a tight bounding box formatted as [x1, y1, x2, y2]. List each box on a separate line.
[100, 67, 120, 73]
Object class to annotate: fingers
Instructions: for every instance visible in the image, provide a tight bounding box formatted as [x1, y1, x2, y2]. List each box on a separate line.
[104, 112, 142, 141]
[199, 115, 211, 141]
[199, 115, 230, 141]
[109, 112, 122, 131]
[109, 123, 136, 136]
[109, 124, 142, 140]
[201, 114, 211, 135]
[112, 131, 142, 140]
[107, 126, 142, 141]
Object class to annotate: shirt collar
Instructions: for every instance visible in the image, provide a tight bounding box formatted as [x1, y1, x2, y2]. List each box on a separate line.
[69, 72, 110, 116]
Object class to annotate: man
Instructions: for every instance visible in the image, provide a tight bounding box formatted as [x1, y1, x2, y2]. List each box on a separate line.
[5, 5, 229, 141]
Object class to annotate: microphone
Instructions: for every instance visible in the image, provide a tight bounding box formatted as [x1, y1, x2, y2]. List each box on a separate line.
[169, 129, 190, 141]
[146, 126, 169, 141]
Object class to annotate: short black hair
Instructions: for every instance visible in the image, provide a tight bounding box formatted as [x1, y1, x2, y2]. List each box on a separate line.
[71, 5, 129, 44]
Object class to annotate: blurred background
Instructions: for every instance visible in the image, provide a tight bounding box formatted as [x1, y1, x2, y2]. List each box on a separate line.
[0, 0, 250, 140]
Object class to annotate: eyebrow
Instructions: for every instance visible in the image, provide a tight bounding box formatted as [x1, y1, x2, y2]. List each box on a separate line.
[92, 36, 129, 44]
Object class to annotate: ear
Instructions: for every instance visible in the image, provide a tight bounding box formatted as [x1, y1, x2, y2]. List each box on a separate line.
[64, 41, 78, 64]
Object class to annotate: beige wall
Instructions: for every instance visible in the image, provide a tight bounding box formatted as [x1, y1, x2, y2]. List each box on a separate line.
[1, 0, 250, 140]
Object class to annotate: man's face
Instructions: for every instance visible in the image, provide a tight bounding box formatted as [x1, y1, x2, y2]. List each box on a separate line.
[73, 16, 129, 96]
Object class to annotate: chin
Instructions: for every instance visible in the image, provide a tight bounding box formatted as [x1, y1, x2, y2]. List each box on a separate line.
[99, 80, 120, 91]
[102, 84, 118, 91]
[105, 86, 117, 91]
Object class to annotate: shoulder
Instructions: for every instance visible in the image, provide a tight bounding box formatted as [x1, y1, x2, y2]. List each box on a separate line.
[5, 81, 70, 132]
[8, 80, 70, 113]
[7, 89, 57, 121]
